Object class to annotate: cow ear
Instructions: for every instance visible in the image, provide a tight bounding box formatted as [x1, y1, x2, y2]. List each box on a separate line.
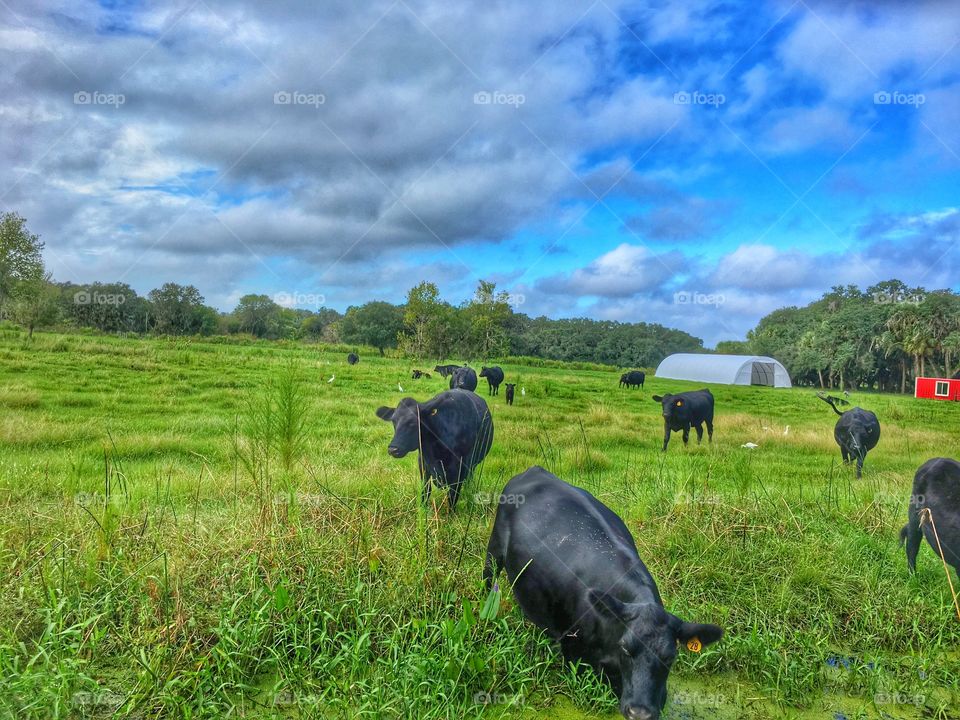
[587, 589, 630, 621]
[651, 395, 663, 402]
[375, 406, 395, 421]
[670, 615, 723, 650]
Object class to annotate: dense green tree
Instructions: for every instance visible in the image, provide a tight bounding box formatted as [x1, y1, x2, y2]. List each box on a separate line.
[0, 212, 45, 318]
[340, 301, 404, 355]
[148, 283, 215, 336]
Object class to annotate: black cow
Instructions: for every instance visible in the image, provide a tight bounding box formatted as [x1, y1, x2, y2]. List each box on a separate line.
[347, 353, 359, 365]
[485, 467, 722, 720]
[434, 364, 460, 378]
[651, 390, 714, 451]
[479, 366, 505, 395]
[901, 458, 960, 578]
[411, 369, 432, 379]
[620, 371, 645, 389]
[505, 383, 515, 405]
[817, 394, 880, 478]
[450, 366, 478, 392]
[376, 390, 493, 511]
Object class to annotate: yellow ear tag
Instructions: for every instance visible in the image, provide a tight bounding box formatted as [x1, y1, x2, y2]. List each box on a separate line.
[686, 637, 702, 653]
[430, 408, 438, 416]
[676, 400, 683, 406]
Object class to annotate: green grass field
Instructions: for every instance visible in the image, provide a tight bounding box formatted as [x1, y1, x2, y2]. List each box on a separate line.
[0, 325, 958, 719]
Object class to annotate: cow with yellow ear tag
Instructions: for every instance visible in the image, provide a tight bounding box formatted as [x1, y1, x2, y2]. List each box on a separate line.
[375, 389, 493, 510]
[650, 389, 714, 451]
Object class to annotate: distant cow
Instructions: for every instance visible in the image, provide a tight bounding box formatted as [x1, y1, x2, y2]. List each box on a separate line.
[817, 393, 880, 478]
[411, 369, 432, 379]
[433, 364, 460, 378]
[505, 383, 515, 405]
[450, 366, 478, 392]
[479, 366, 505, 395]
[652, 389, 714, 451]
[485, 466, 722, 719]
[620, 371, 645, 389]
[347, 353, 359, 365]
[376, 390, 493, 510]
[901, 458, 960, 578]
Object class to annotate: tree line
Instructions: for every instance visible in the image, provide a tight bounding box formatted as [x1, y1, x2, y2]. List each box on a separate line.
[717, 280, 960, 391]
[0, 213, 702, 368]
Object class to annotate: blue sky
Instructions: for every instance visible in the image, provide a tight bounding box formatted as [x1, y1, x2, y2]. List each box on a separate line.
[2, 0, 959, 345]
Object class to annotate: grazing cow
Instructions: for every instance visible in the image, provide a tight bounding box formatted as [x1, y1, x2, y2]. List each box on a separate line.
[651, 390, 714, 451]
[817, 394, 880, 478]
[619, 371, 645, 389]
[450, 366, 478, 392]
[347, 353, 359, 365]
[376, 390, 493, 511]
[411, 369, 432, 379]
[505, 383, 515, 406]
[433, 364, 460, 378]
[479, 366, 505, 395]
[485, 466, 722, 720]
[901, 458, 960, 578]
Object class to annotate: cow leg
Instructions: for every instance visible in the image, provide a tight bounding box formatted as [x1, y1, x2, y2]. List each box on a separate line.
[662, 425, 671, 451]
[855, 453, 865, 479]
[447, 479, 463, 512]
[682, 425, 690, 445]
[840, 447, 849, 464]
[483, 528, 506, 590]
[695, 423, 704, 443]
[902, 511, 922, 573]
[706, 418, 713, 443]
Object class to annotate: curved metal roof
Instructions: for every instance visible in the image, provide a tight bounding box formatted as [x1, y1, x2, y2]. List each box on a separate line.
[655, 353, 792, 388]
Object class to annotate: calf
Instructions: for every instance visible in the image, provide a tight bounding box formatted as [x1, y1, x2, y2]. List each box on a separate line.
[411, 369, 432, 379]
[651, 389, 714, 451]
[818, 394, 880, 478]
[505, 383, 515, 405]
[347, 353, 359, 365]
[479, 366, 505, 395]
[376, 390, 493, 510]
[620, 371, 645, 389]
[485, 466, 722, 719]
[449, 366, 478, 392]
[901, 457, 960, 578]
[433, 364, 460, 378]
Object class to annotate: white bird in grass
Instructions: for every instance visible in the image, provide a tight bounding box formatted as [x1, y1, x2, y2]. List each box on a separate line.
[783, 425, 790, 435]
[398, 383, 404, 393]
[741, 442, 759, 449]
[327, 374, 335, 383]
[521, 387, 526, 396]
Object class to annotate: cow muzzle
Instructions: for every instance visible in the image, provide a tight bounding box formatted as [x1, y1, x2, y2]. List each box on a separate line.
[388, 446, 406, 458]
[623, 705, 656, 720]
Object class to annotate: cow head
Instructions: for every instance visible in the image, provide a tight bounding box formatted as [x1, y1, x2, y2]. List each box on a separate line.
[505, 383, 515, 392]
[620, 373, 629, 382]
[588, 590, 723, 719]
[651, 394, 689, 425]
[376, 398, 432, 458]
[479, 366, 490, 377]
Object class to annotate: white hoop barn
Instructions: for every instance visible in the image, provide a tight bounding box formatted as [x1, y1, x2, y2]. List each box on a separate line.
[655, 353, 792, 388]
